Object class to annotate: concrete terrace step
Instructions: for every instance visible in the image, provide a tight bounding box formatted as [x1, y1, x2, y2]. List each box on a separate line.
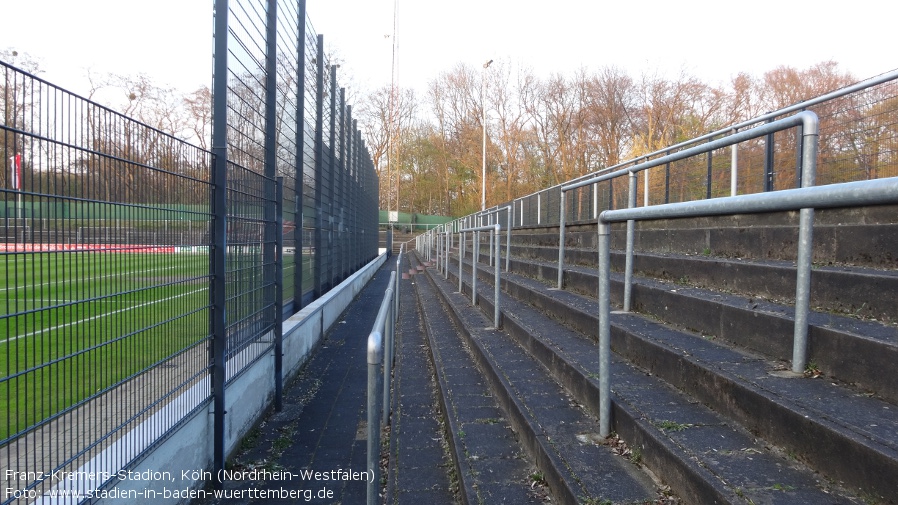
[500, 252, 898, 406]
[444, 258, 873, 505]
[450, 254, 898, 504]
[511, 243, 898, 324]
[413, 253, 664, 505]
[408, 253, 545, 504]
[509, 203, 898, 268]
[385, 254, 457, 504]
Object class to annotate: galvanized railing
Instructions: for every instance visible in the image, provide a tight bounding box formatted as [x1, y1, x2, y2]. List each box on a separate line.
[595, 175, 898, 437]
[558, 111, 820, 309]
[458, 223, 503, 329]
[477, 205, 513, 272]
[365, 268, 398, 505]
[415, 69, 898, 443]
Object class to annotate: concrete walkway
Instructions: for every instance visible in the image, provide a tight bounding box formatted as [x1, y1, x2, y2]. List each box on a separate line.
[384, 256, 456, 504]
[193, 256, 456, 504]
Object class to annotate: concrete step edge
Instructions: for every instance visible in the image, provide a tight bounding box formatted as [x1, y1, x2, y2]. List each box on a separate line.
[451, 256, 898, 504]
[421, 255, 659, 505]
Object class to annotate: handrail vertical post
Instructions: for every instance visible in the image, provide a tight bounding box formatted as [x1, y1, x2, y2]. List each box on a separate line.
[624, 171, 637, 312]
[493, 225, 501, 328]
[506, 206, 512, 272]
[448, 229, 453, 277]
[557, 190, 566, 289]
[383, 283, 395, 425]
[473, 231, 479, 305]
[792, 114, 819, 373]
[459, 231, 465, 292]
[488, 213, 494, 267]
[489, 224, 495, 269]
[395, 246, 401, 318]
[597, 219, 612, 438]
[793, 211, 813, 373]
[366, 330, 383, 505]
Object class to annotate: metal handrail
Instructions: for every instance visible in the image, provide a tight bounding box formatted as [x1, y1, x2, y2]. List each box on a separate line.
[475, 205, 513, 272]
[593, 176, 898, 438]
[459, 224, 503, 329]
[366, 270, 397, 505]
[514, 69, 898, 206]
[557, 111, 819, 309]
[396, 243, 404, 318]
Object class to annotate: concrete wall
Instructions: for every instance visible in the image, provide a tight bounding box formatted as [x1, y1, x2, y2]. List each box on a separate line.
[88, 252, 388, 505]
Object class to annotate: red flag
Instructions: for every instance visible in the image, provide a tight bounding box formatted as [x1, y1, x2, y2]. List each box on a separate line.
[11, 154, 21, 190]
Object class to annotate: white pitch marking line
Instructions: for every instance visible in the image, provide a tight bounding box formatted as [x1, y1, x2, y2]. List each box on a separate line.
[1, 287, 207, 344]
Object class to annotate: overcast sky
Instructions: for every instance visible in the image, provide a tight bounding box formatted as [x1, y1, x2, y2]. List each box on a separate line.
[1, 0, 894, 100]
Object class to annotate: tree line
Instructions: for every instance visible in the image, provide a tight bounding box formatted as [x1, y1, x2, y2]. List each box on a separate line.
[357, 60, 895, 217]
[4, 48, 894, 220]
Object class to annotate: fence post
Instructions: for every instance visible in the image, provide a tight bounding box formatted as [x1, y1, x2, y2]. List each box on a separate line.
[339, 87, 347, 281]
[264, 0, 280, 410]
[593, 182, 599, 219]
[644, 165, 650, 207]
[328, 63, 338, 290]
[664, 151, 671, 203]
[537, 191, 542, 225]
[730, 129, 738, 196]
[210, 0, 230, 478]
[295, 0, 307, 309]
[706, 138, 714, 199]
[313, 34, 325, 298]
[764, 119, 775, 192]
[274, 178, 284, 410]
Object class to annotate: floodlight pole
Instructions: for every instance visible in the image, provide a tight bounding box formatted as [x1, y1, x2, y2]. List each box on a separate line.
[481, 59, 493, 211]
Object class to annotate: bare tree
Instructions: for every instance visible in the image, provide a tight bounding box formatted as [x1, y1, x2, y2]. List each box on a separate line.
[357, 84, 417, 211]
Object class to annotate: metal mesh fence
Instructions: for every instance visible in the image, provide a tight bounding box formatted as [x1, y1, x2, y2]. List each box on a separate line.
[1, 0, 378, 501]
[1, 62, 213, 503]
